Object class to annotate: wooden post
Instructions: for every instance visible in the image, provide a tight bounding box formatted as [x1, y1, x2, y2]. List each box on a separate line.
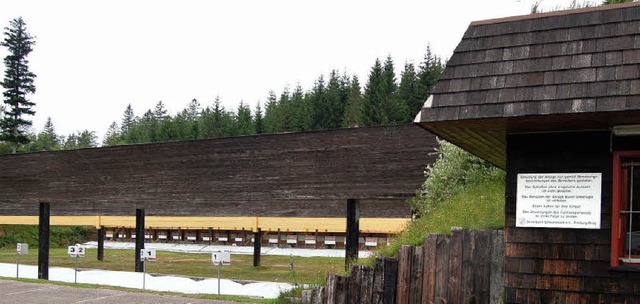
[97, 227, 104, 261]
[135, 209, 145, 273]
[345, 198, 359, 270]
[490, 230, 505, 304]
[447, 227, 463, 304]
[38, 202, 50, 280]
[383, 257, 398, 304]
[434, 234, 450, 303]
[396, 245, 412, 304]
[409, 246, 425, 304]
[422, 234, 438, 304]
[253, 228, 261, 267]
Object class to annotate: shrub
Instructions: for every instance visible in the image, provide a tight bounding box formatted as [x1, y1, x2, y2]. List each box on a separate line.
[409, 139, 504, 216]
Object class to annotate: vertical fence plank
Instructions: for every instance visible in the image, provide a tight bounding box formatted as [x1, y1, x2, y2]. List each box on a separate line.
[490, 230, 505, 304]
[475, 230, 492, 304]
[422, 233, 438, 304]
[372, 257, 385, 304]
[447, 227, 463, 304]
[360, 265, 374, 304]
[348, 265, 373, 304]
[336, 275, 349, 304]
[396, 245, 413, 304]
[348, 265, 362, 304]
[461, 229, 476, 303]
[383, 257, 398, 304]
[327, 274, 338, 304]
[409, 246, 424, 304]
[434, 234, 450, 303]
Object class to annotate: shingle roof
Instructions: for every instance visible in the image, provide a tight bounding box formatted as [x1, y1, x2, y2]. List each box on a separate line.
[416, 2, 640, 168]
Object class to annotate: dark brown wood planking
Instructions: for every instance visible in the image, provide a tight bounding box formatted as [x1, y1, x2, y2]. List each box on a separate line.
[0, 125, 436, 218]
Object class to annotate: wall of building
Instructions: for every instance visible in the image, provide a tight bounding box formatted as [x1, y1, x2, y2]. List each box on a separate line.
[0, 125, 435, 218]
[505, 131, 640, 303]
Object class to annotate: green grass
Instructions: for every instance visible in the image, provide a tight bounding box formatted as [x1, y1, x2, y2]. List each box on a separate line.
[0, 225, 95, 248]
[0, 248, 341, 285]
[376, 179, 505, 258]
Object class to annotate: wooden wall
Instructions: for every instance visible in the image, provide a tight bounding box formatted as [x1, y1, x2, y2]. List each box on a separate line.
[505, 132, 640, 303]
[0, 125, 436, 218]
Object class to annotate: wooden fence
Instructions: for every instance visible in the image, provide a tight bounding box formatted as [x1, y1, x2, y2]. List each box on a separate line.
[301, 228, 504, 304]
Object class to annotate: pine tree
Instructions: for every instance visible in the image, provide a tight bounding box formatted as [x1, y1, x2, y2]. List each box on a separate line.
[121, 104, 135, 135]
[310, 75, 327, 129]
[397, 62, 421, 121]
[362, 59, 385, 126]
[62, 133, 77, 150]
[76, 130, 98, 148]
[263, 90, 279, 133]
[417, 46, 444, 103]
[254, 102, 264, 134]
[153, 100, 168, 120]
[34, 117, 59, 151]
[236, 101, 255, 135]
[186, 98, 200, 121]
[381, 55, 407, 123]
[323, 70, 348, 129]
[277, 88, 293, 131]
[103, 121, 123, 146]
[342, 75, 363, 127]
[0, 17, 36, 154]
[290, 84, 312, 131]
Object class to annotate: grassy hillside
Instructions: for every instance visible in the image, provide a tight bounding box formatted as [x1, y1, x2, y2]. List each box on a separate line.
[377, 178, 504, 257]
[374, 139, 505, 258]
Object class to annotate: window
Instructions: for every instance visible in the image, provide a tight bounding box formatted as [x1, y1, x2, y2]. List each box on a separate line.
[612, 151, 640, 266]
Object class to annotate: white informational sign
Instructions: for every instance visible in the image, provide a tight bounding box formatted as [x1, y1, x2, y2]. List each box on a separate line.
[516, 173, 601, 229]
[211, 251, 231, 266]
[140, 249, 157, 261]
[68, 245, 86, 257]
[16, 243, 28, 255]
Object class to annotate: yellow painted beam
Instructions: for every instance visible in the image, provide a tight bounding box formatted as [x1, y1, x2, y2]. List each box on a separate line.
[0, 216, 410, 234]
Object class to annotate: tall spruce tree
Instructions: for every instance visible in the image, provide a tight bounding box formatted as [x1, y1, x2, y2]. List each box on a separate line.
[342, 75, 363, 127]
[263, 90, 279, 133]
[397, 62, 421, 121]
[153, 100, 168, 120]
[103, 121, 122, 146]
[0, 17, 36, 154]
[254, 102, 264, 134]
[417, 46, 444, 102]
[290, 84, 312, 131]
[121, 104, 135, 135]
[236, 101, 254, 135]
[310, 75, 327, 129]
[362, 58, 385, 126]
[34, 117, 59, 151]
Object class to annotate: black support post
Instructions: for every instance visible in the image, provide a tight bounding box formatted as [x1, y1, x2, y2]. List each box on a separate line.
[253, 228, 262, 267]
[97, 227, 104, 261]
[38, 202, 50, 280]
[345, 198, 359, 270]
[135, 209, 145, 272]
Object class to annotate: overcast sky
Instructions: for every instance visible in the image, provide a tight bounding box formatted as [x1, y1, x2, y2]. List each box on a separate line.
[0, 0, 590, 141]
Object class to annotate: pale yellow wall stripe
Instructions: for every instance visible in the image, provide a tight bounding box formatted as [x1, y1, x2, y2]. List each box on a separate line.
[0, 216, 409, 234]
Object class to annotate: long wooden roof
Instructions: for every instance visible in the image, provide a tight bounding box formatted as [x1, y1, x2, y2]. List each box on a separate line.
[0, 125, 436, 218]
[416, 2, 640, 168]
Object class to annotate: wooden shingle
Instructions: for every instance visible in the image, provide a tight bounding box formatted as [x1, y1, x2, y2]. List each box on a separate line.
[417, 2, 640, 168]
